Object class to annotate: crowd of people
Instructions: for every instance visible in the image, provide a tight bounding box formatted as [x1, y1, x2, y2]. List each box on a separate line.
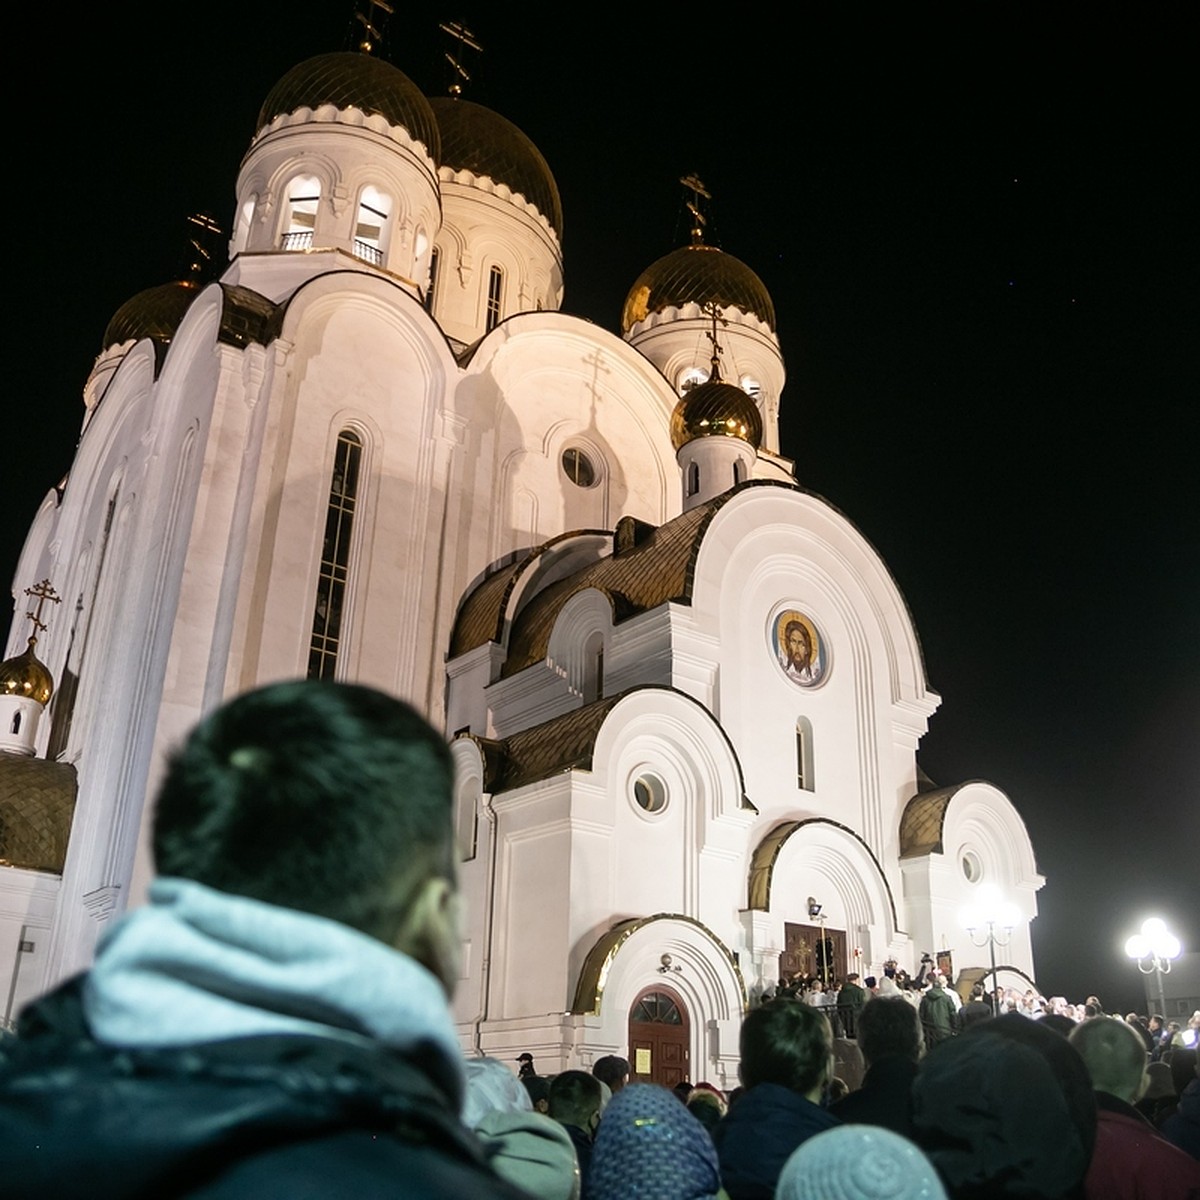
[1, 679, 1196, 1199]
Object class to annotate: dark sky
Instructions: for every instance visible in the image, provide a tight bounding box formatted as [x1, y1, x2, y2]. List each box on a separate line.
[7, 7, 1197, 1013]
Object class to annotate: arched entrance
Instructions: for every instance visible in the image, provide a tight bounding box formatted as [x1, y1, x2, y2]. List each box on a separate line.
[628, 984, 690, 1089]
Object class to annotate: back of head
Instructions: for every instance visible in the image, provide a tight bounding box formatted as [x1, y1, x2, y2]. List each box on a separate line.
[1069, 1016, 1147, 1102]
[549, 1069, 603, 1129]
[858, 996, 923, 1066]
[911, 1013, 1096, 1199]
[591, 1083, 720, 1200]
[592, 1054, 631, 1092]
[153, 680, 453, 944]
[739, 998, 832, 1095]
[776, 1125, 947, 1200]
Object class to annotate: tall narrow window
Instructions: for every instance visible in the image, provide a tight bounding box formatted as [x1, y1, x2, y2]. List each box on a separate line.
[687, 461, 701, 497]
[796, 716, 815, 791]
[425, 246, 440, 312]
[283, 175, 321, 251]
[353, 186, 390, 265]
[486, 265, 504, 331]
[308, 430, 362, 679]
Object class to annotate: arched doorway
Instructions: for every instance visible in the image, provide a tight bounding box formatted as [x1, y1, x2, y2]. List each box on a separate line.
[628, 984, 690, 1089]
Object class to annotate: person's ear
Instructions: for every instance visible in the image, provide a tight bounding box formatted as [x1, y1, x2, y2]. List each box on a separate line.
[394, 876, 462, 995]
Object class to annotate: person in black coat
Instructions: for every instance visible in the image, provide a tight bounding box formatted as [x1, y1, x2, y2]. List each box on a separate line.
[830, 995, 923, 1137]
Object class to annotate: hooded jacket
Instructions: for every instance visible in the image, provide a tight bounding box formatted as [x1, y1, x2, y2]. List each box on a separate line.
[0, 879, 530, 1200]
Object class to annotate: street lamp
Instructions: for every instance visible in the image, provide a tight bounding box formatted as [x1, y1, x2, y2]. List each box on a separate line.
[962, 886, 1020, 1015]
[1125, 917, 1181, 1019]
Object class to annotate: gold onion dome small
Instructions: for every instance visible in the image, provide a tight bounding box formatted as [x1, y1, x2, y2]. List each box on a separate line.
[622, 244, 776, 335]
[670, 378, 763, 451]
[257, 51, 440, 159]
[102, 280, 200, 352]
[429, 97, 563, 240]
[0, 640, 55, 706]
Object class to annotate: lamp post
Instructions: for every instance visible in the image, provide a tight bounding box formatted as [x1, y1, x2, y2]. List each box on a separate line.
[962, 887, 1019, 1016]
[1125, 917, 1181, 1020]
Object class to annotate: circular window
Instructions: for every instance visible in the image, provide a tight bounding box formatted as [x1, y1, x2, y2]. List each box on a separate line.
[561, 447, 597, 488]
[739, 374, 762, 399]
[677, 366, 709, 395]
[961, 851, 983, 883]
[632, 774, 667, 814]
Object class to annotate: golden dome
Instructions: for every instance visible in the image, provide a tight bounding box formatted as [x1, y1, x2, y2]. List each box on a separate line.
[429, 97, 563, 240]
[257, 52, 440, 159]
[622, 244, 776, 334]
[670, 379, 763, 451]
[102, 280, 200, 351]
[0, 640, 54, 706]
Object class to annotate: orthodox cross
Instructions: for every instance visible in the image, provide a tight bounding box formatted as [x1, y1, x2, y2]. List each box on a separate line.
[440, 20, 482, 96]
[354, 0, 394, 55]
[23, 579, 61, 641]
[701, 299, 728, 382]
[680, 173, 711, 244]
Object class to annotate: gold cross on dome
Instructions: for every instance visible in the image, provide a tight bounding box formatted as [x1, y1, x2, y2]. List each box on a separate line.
[681, 174, 711, 244]
[23, 579, 61, 637]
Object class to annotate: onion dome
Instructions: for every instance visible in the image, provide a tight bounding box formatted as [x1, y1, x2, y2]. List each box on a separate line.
[622, 244, 776, 334]
[670, 377, 763, 451]
[257, 52, 440, 158]
[429, 97, 563, 239]
[0, 640, 54, 705]
[102, 280, 200, 351]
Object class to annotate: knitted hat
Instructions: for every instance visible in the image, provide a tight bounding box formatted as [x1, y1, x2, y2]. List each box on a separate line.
[776, 1126, 947, 1200]
[590, 1083, 721, 1200]
[1143, 1060, 1176, 1100]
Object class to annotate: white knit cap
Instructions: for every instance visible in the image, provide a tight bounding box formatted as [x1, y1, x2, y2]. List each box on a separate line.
[775, 1126, 947, 1200]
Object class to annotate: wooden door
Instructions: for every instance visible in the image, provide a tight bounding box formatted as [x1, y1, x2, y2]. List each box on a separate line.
[628, 986, 691, 1089]
[780, 923, 848, 985]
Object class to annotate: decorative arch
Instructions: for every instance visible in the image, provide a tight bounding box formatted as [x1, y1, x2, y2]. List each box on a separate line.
[570, 913, 747, 1018]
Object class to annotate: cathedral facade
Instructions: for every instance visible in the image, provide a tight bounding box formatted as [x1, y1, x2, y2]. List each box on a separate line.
[1, 48, 1041, 1084]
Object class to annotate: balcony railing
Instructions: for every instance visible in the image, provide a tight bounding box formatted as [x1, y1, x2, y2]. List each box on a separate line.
[353, 240, 383, 266]
[280, 230, 313, 251]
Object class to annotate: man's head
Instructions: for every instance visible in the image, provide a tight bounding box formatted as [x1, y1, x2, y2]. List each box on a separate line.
[1069, 1016, 1148, 1103]
[549, 1069, 604, 1135]
[857, 996, 924, 1067]
[783, 620, 812, 668]
[739, 999, 833, 1100]
[153, 680, 460, 989]
[845, 973, 860, 985]
[592, 1055, 631, 1093]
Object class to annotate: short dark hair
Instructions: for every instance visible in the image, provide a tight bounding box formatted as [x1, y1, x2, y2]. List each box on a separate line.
[592, 1055, 630, 1089]
[153, 680, 454, 941]
[549, 1070, 603, 1126]
[739, 999, 832, 1093]
[858, 996, 923, 1065]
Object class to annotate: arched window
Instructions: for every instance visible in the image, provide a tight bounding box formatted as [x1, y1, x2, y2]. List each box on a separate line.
[425, 246, 440, 312]
[686, 461, 701, 497]
[733, 460, 744, 485]
[308, 430, 362, 679]
[796, 716, 815, 791]
[353, 186, 391, 265]
[283, 175, 321, 250]
[486, 265, 504, 331]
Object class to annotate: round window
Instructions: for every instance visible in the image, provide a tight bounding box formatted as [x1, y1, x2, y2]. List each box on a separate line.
[962, 851, 983, 883]
[632, 775, 667, 814]
[561, 447, 597, 488]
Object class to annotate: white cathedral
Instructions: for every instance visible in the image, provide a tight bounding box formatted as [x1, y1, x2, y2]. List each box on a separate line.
[1, 47, 1043, 1086]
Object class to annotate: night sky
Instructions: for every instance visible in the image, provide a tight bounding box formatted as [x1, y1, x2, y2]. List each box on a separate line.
[7, 7, 1196, 1013]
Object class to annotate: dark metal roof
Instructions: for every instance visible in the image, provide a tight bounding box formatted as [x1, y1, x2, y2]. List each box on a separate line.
[429, 97, 562, 240]
[257, 52, 440, 159]
[0, 756, 78, 873]
[898, 785, 960, 858]
[102, 280, 200, 351]
[622, 244, 776, 333]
